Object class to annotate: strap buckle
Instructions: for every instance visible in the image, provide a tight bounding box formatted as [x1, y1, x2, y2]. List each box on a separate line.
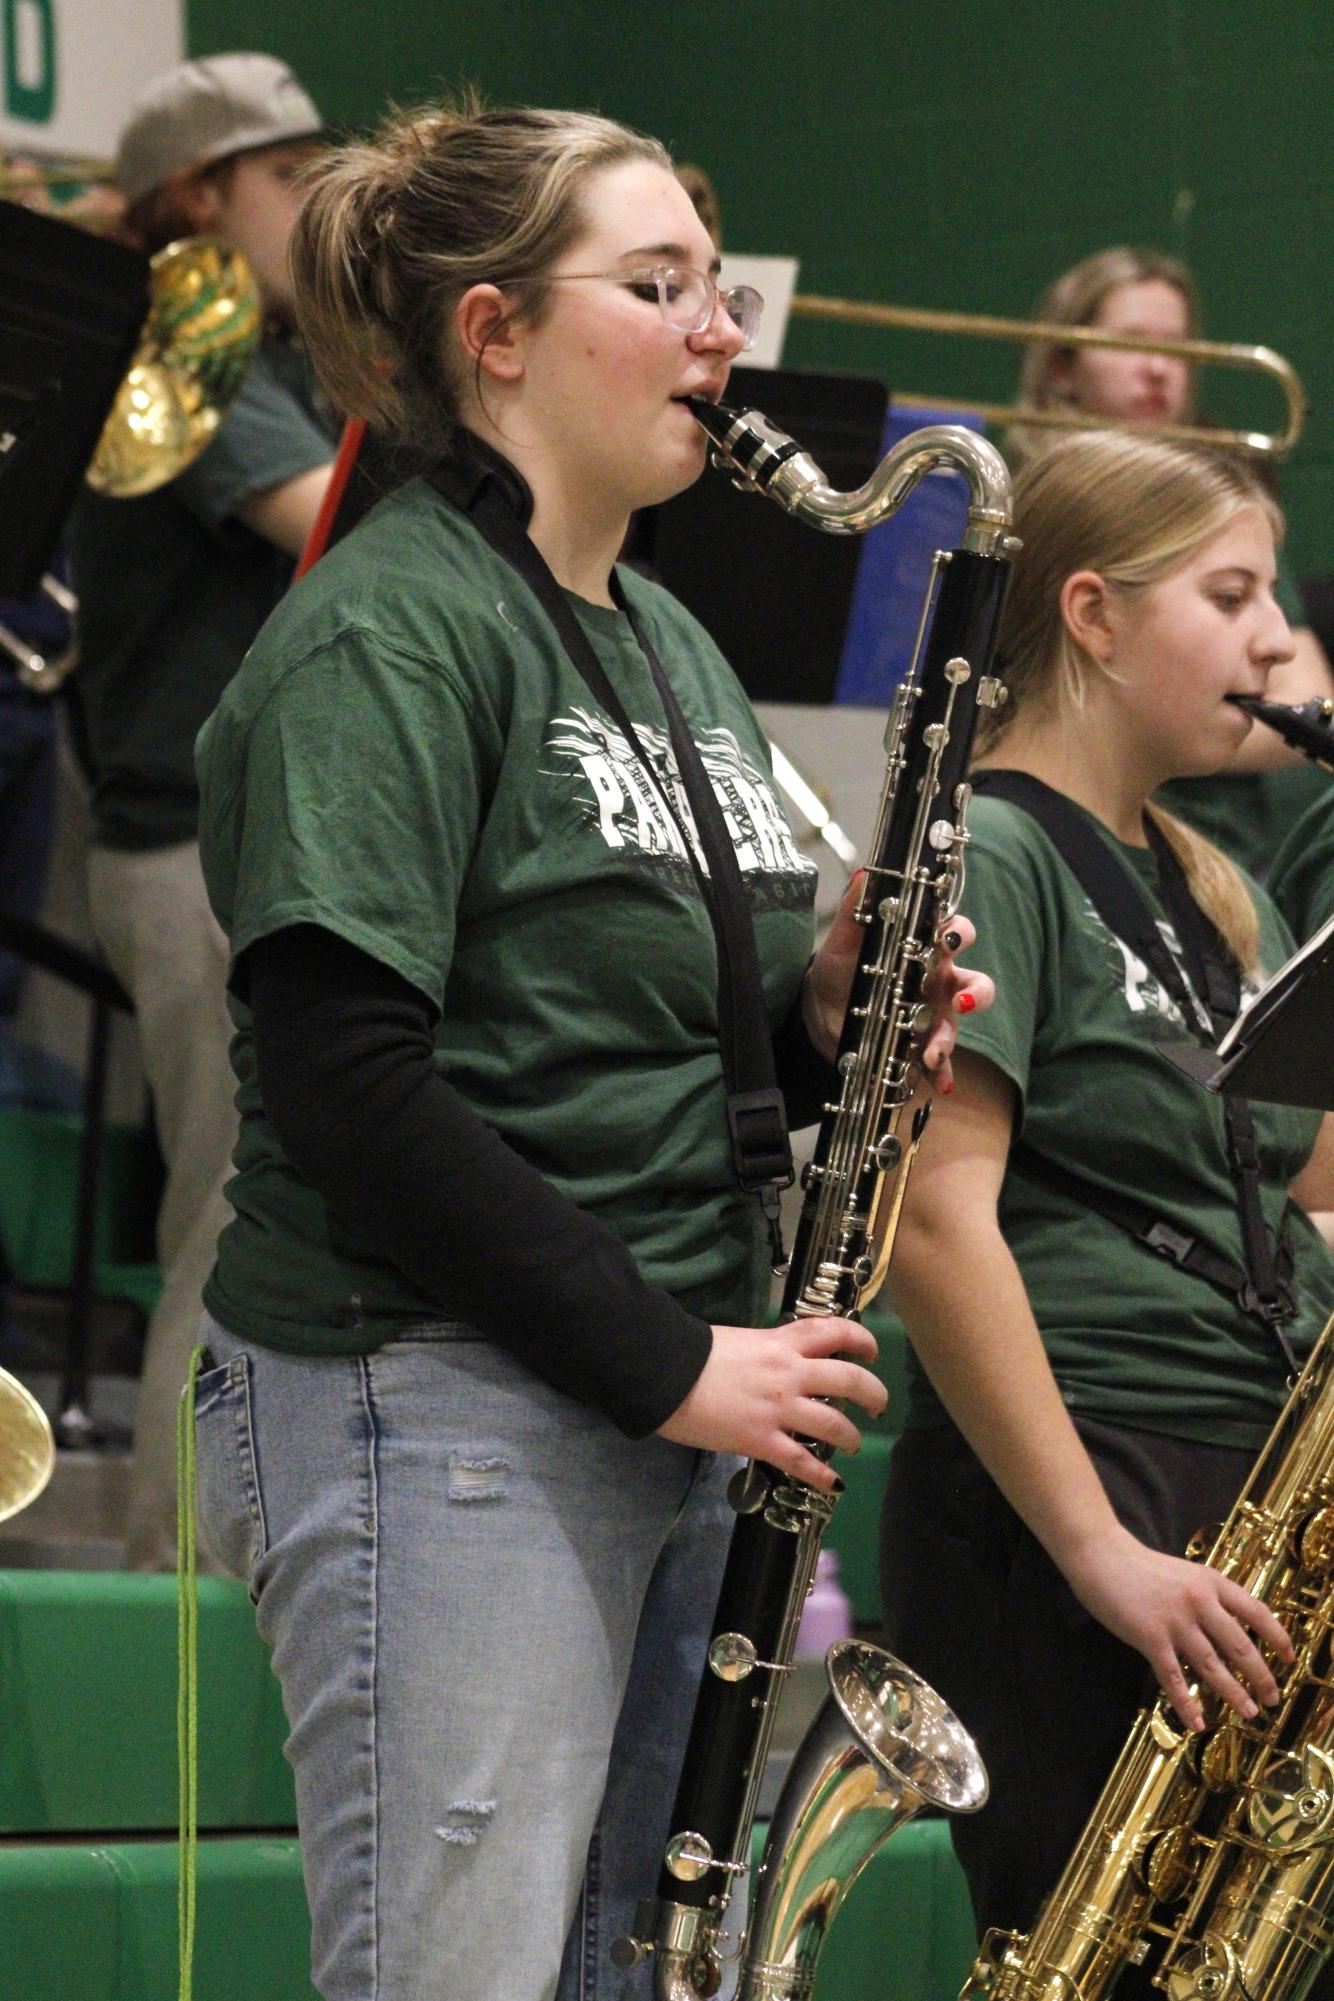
[727, 1087, 794, 1192]
[1239, 1278, 1298, 1327]
[1141, 1220, 1197, 1267]
[727, 1088, 794, 1268]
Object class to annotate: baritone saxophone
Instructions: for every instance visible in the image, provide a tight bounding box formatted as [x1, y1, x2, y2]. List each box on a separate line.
[966, 1304, 1334, 2001]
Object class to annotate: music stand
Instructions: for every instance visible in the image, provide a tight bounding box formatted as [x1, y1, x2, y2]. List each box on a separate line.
[1165, 910, 1334, 1113]
[0, 199, 148, 598]
[632, 366, 890, 705]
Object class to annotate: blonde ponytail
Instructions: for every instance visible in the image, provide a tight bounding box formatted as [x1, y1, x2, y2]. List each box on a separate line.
[1144, 803, 1261, 979]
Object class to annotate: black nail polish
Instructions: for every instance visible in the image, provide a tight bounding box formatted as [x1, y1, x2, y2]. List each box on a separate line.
[943, 929, 962, 951]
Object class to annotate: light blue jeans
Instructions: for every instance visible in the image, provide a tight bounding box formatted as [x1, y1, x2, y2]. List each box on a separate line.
[193, 1312, 736, 2001]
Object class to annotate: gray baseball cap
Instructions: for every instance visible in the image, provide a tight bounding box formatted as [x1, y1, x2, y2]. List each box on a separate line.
[117, 53, 324, 204]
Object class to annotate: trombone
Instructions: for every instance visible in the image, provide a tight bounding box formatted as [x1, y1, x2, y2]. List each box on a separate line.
[789, 293, 1306, 459]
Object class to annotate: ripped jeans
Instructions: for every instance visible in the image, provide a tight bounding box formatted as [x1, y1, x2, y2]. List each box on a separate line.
[193, 1313, 735, 2001]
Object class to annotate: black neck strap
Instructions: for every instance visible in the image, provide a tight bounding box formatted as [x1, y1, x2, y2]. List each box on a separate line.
[973, 769, 1298, 1369]
[428, 437, 793, 1244]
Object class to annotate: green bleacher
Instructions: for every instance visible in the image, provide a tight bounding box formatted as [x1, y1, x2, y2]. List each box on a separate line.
[0, 1107, 161, 1327]
[0, 1572, 315, 2000]
[0, 1564, 976, 1997]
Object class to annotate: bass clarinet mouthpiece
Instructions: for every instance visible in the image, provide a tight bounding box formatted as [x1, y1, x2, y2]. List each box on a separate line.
[684, 396, 813, 492]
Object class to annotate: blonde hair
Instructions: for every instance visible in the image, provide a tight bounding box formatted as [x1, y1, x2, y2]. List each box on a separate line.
[1009, 246, 1200, 466]
[676, 162, 722, 247]
[291, 95, 672, 460]
[981, 430, 1282, 973]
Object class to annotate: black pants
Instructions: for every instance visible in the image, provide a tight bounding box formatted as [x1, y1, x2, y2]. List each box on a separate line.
[878, 1417, 1256, 1997]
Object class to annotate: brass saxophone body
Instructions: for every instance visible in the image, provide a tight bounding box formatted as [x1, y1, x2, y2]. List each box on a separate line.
[613, 403, 1012, 1999]
[966, 1305, 1334, 2001]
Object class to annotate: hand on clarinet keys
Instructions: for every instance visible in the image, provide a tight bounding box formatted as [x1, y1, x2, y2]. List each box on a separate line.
[800, 879, 993, 1092]
[921, 912, 994, 1097]
[656, 1316, 888, 1489]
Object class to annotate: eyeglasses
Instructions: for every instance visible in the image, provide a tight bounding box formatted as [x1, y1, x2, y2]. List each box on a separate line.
[545, 265, 764, 350]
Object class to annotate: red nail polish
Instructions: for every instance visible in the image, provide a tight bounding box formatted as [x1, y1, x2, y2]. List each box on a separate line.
[956, 991, 977, 1014]
[941, 1076, 955, 1096]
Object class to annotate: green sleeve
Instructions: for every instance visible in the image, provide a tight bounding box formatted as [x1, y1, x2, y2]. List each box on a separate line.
[175, 344, 335, 535]
[221, 632, 487, 1006]
[953, 807, 1051, 1120]
[1268, 789, 1334, 943]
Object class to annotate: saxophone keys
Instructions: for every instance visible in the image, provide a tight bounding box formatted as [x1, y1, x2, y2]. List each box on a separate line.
[664, 1830, 715, 1881]
[1246, 1745, 1334, 1849]
[1162, 1937, 1243, 2001]
[1198, 1724, 1248, 1792]
[706, 1629, 797, 1683]
[728, 1462, 770, 1514]
[1298, 1503, 1334, 1573]
[708, 1632, 761, 1681]
[1142, 1822, 1197, 1901]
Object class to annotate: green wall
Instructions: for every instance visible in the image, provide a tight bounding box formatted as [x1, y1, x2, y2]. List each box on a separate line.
[188, 0, 1334, 577]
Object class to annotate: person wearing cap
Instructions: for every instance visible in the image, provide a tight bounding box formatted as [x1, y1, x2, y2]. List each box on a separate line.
[66, 53, 338, 1570]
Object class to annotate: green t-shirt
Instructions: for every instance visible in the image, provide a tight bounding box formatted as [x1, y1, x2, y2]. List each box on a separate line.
[196, 478, 819, 1356]
[1155, 766, 1329, 883]
[1155, 553, 1328, 879]
[1269, 788, 1334, 943]
[900, 793, 1334, 1448]
[68, 337, 337, 850]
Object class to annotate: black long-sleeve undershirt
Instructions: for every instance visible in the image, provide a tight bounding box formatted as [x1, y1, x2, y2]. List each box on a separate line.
[244, 925, 834, 1437]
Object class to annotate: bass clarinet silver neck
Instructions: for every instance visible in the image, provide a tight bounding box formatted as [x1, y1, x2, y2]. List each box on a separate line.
[684, 396, 1013, 555]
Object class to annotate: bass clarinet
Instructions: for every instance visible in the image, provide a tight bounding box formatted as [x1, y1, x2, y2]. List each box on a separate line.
[613, 401, 1014, 2000]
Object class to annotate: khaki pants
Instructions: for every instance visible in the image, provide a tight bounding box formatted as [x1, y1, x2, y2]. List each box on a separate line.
[88, 840, 236, 1570]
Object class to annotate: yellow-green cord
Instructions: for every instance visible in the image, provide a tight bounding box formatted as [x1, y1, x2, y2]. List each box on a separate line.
[177, 1346, 203, 2001]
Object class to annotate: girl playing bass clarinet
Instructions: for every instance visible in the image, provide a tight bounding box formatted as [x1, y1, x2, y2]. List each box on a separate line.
[879, 429, 1334, 1969]
[189, 98, 985, 2001]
